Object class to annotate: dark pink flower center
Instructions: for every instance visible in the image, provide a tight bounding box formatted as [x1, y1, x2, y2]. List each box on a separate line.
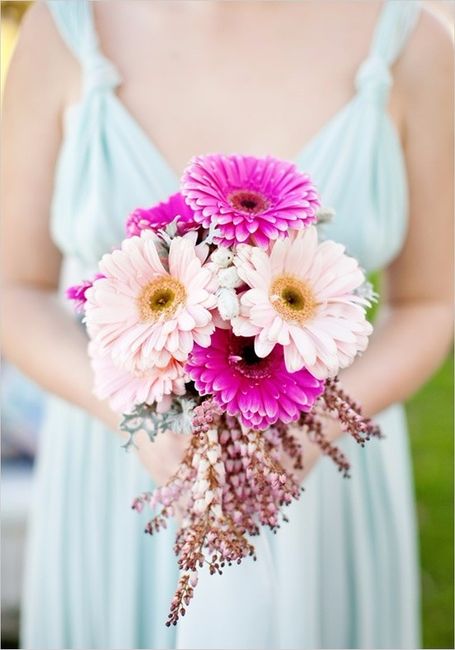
[228, 190, 270, 215]
[228, 339, 275, 379]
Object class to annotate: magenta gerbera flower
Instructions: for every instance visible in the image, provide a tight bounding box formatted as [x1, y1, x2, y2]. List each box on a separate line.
[181, 154, 320, 248]
[185, 328, 325, 430]
[66, 274, 104, 312]
[125, 192, 197, 237]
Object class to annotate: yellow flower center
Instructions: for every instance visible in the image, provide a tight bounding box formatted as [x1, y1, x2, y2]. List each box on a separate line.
[269, 275, 316, 323]
[137, 276, 186, 322]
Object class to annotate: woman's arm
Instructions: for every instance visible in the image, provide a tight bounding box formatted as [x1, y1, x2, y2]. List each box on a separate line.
[296, 9, 453, 479]
[340, 8, 453, 416]
[0, 5, 98, 412]
[0, 5, 187, 482]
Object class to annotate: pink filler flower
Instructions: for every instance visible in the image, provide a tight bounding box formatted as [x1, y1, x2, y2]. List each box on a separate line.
[125, 192, 197, 237]
[66, 274, 104, 312]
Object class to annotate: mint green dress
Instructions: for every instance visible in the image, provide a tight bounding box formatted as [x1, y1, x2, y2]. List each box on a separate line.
[22, 2, 422, 648]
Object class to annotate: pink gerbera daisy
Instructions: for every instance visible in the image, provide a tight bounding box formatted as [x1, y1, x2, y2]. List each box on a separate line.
[125, 192, 197, 237]
[181, 154, 320, 248]
[186, 328, 325, 430]
[85, 232, 217, 373]
[66, 274, 104, 312]
[89, 344, 186, 414]
[232, 226, 373, 379]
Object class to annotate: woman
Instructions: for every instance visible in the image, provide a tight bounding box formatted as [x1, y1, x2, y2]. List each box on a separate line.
[1, 1, 452, 648]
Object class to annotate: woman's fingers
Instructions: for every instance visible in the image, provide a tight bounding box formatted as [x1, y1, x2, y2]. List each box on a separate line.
[134, 428, 190, 485]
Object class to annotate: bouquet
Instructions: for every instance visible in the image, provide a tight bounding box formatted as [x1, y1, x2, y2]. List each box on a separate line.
[68, 154, 380, 626]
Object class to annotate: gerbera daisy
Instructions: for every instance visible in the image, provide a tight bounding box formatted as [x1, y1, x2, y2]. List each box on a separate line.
[125, 192, 197, 237]
[185, 328, 325, 430]
[85, 231, 217, 373]
[232, 226, 373, 379]
[181, 154, 320, 248]
[89, 343, 187, 414]
[66, 274, 104, 312]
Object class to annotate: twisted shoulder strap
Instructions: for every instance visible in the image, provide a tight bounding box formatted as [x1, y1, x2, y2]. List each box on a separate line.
[46, 0, 121, 93]
[369, 0, 421, 66]
[355, 1, 421, 105]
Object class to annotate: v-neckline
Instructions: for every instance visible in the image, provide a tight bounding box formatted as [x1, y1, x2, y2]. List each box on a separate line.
[85, 0, 390, 185]
[108, 90, 360, 185]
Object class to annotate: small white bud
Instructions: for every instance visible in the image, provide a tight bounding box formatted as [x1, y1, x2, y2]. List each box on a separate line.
[211, 503, 223, 519]
[247, 442, 256, 456]
[218, 266, 242, 289]
[211, 248, 234, 268]
[316, 206, 336, 224]
[193, 478, 210, 497]
[204, 490, 215, 506]
[193, 498, 207, 514]
[217, 288, 240, 320]
[214, 461, 225, 476]
[207, 448, 219, 465]
[197, 459, 210, 474]
[206, 428, 219, 444]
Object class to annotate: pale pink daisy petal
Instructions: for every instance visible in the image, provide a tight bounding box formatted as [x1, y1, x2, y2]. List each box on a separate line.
[231, 313, 260, 337]
[89, 344, 186, 414]
[254, 329, 276, 358]
[235, 226, 372, 378]
[85, 233, 217, 373]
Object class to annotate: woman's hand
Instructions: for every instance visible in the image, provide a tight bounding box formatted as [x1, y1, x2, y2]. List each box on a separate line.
[133, 430, 189, 487]
[99, 402, 189, 486]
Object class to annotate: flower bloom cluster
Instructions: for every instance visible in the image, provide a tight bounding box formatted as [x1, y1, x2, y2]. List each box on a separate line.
[68, 153, 379, 625]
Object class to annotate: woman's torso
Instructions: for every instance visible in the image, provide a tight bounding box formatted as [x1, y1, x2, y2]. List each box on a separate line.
[47, 0, 420, 283]
[22, 5, 423, 648]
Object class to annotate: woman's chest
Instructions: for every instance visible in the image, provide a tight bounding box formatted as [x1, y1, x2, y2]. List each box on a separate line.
[53, 2, 409, 276]
[91, 1, 402, 174]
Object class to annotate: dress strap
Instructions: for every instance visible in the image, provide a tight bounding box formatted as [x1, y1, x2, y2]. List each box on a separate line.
[355, 1, 421, 104]
[47, 0, 121, 93]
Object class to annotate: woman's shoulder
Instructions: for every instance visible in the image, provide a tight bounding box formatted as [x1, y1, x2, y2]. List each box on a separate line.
[7, 3, 81, 110]
[17, 2, 71, 58]
[390, 4, 453, 139]
[396, 6, 453, 98]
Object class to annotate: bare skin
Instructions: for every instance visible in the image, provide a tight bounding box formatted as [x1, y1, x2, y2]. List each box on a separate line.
[1, 1, 453, 484]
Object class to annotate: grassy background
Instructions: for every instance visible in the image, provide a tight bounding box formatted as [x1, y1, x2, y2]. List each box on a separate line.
[407, 353, 454, 649]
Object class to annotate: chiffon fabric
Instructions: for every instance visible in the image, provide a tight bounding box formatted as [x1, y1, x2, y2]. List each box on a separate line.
[22, 2, 422, 648]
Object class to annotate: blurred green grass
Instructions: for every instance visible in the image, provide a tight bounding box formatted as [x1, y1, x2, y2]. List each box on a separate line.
[406, 353, 454, 649]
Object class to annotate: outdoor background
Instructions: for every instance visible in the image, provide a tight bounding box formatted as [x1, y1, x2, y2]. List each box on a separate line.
[1, 2, 453, 649]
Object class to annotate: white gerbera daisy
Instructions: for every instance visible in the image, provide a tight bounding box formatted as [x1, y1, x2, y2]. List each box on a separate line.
[232, 227, 372, 378]
[85, 231, 217, 373]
